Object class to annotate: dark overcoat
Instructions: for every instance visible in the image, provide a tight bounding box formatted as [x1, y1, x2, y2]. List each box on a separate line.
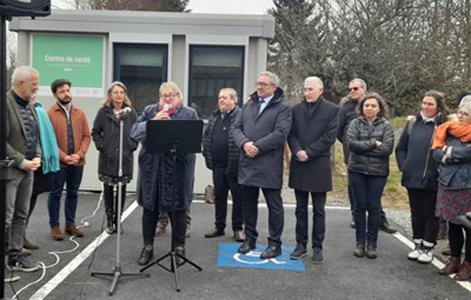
[288, 96, 339, 192]
[232, 88, 292, 189]
[91, 106, 138, 177]
[131, 104, 197, 212]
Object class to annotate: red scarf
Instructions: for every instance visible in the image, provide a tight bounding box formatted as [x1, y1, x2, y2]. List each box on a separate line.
[431, 121, 471, 149]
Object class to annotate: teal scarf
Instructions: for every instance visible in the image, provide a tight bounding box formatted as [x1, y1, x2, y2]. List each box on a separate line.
[34, 101, 60, 173]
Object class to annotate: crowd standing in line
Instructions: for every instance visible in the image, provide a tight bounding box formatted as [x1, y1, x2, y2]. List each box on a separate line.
[4, 65, 471, 284]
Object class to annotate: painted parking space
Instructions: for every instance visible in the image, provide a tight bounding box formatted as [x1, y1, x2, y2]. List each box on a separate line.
[217, 243, 305, 271]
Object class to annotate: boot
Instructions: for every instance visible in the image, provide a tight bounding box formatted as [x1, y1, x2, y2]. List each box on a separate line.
[439, 257, 461, 275]
[454, 261, 471, 281]
[106, 212, 114, 234]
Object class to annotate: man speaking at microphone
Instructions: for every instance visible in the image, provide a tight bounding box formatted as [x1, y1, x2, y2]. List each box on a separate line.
[47, 79, 91, 240]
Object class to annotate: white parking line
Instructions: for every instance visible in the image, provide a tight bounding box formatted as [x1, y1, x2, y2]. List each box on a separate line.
[392, 230, 471, 292]
[29, 201, 139, 300]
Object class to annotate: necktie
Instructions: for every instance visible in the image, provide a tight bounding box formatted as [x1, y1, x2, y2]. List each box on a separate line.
[259, 98, 266, 114]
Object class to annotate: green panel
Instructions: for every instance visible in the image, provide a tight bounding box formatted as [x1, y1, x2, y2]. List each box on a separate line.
[32, 34, 104, 88]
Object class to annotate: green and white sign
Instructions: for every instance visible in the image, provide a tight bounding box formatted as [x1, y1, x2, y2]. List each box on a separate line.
[32, 34, 104, 97]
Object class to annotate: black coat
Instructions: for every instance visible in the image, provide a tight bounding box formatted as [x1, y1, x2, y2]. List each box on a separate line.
[346, 117, 394, 176]
[337, 98, 359, 164]
[91, 106, 138, 177]
[202, 106, 241, 177]
[233, 88, 292, 189]
[288, 97, 339, 192]
[396, 117, 439, 190]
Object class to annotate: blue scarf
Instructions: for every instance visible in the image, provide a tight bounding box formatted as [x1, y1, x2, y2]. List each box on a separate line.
[34, 101, 60, 173]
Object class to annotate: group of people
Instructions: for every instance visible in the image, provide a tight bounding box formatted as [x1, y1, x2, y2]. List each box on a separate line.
[4, 65, 470, 283]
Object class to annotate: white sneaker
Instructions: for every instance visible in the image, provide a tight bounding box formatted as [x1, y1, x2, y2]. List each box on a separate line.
[408, 240, 422, 260]
[417, 241, 434, 264]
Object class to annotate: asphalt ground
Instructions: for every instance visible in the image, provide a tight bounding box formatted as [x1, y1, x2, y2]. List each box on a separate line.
[4, 192, 471, 300]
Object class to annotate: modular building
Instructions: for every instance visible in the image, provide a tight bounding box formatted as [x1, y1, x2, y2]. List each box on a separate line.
[9, 9, 275, 193]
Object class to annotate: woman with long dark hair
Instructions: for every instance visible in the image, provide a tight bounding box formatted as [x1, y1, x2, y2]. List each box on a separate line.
[396, 91, 450, 263]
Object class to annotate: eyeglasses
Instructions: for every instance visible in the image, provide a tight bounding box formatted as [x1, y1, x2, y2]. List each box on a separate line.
[112, 91, 126, 96]
[348, 87, 360, 92]
[256, 81, 271, 87]
[160, 94, 177, 99]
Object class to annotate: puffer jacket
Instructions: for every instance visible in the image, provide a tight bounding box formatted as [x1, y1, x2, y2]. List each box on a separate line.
[346, 116, 394, 176]
[202, 105, 241, 177]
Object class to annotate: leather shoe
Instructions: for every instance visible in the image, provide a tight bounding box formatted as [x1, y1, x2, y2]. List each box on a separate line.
[205, 228, 225, 238]
[238, 240, 256, 254]
[354, 243, 365, 257]
[233, 231, 245, 242]
[23, 238, 39, 250]
[138, 247, 153, 265]
[350, 217, 356, 229]
[50, 227, 63, 241]
[260, 245, 281, 259]
[380, 222, 397, 234]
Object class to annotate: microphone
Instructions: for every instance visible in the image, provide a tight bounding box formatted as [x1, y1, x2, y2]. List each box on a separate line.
[115, 107, 132, 115]
[163, 104, 169, 119]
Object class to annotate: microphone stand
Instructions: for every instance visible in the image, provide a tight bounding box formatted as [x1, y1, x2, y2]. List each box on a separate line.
[91, 112, 149, 296]
[140, 141, 202, 292]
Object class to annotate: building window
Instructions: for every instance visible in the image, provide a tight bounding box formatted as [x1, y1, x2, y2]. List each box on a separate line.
[114, 43, 168, 112]
[189, 45, 244, 118]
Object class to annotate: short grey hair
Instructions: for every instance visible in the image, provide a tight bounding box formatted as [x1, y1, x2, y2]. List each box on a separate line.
[259, 71, 280, 86]
[459, 95, 471, 108]
[350, 78, 367, 90]
[220, 88, 238, 102]
[305, 76, 324, 89]
[11, 66, 39, 87]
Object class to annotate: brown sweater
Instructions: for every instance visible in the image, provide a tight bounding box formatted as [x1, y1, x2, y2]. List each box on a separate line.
[47, 102, 91, 168]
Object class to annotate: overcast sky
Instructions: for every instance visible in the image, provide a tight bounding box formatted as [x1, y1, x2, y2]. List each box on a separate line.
[51, 0, 275, 14]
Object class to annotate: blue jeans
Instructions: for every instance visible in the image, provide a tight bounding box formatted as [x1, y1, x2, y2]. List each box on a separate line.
[47, 166, 84, 228]
[349, 171, 387, 245]
[6, 171, 33, 258]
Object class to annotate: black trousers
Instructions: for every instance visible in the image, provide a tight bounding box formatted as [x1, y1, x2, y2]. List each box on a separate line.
[294, 190, 326, 248]
[449, 222, 471, 262]
[407, 188, 439, 243]
[104, 184, 126, 216]
[242, 185, 284, 247]
[213, 166, 243, 232]
[142, 207, 186, 249]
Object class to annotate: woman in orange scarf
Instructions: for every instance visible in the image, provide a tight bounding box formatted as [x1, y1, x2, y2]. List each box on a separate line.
[432, 98, 471, 281]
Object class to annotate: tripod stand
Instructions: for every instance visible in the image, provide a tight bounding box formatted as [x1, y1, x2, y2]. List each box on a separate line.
[91, 113, 148, 296]
[140, 119, 203, 292]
